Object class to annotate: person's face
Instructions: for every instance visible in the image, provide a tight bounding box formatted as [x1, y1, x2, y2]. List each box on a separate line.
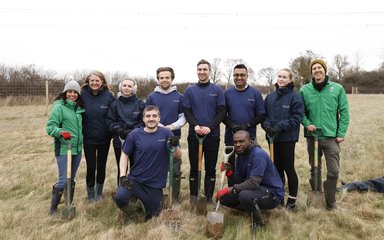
[233, 132, 251, 155]
[66, 90, 79, 102]
[311, 63, 326, 83]
[88, 74, 103, 91]
[158, 71, 173, 90]
[121, 79, 135, 96]
[233, 68, 248, 89]
[143, 109, 160, 129]
[197, 63, 211, 83]
[276, 70, 292, 88]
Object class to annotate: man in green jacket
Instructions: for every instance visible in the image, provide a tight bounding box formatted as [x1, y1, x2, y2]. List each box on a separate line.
[299, 59, 350, 210]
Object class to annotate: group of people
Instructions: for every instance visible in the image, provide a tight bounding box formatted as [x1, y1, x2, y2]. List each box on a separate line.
[46, 58, 349, 230]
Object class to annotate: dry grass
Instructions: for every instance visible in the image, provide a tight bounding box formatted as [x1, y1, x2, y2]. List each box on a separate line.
[1, 95, 384, 240]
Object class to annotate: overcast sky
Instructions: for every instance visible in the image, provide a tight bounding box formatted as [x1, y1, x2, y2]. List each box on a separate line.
[1, 0, 383, 83]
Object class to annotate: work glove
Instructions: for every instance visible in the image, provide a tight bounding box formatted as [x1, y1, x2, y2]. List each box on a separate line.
[117, 128, 131, 140]
[220, 162, 233, 177]
[265, 126, 277, 137]
[239, 123, 251, 130]
[216, 187, 231, 201]
[168, 136, 179, 147]
[230, 124, 241, 133]
[60, 131, 71, 140]
[119, 176, 133, 190]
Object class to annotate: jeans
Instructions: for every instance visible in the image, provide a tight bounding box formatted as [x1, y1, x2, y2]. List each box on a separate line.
[54, 153, 82, 190]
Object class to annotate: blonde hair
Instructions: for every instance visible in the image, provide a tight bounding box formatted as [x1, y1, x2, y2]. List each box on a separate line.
[279, 68, 293, 80]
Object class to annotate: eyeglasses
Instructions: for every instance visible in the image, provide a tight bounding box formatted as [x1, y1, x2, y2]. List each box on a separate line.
[233, 73, 247, 78]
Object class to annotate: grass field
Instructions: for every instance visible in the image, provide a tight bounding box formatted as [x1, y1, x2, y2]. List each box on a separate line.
[1, 94, 384, 240]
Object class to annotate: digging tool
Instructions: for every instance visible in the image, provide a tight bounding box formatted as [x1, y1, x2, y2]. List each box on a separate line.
[195, 134, 207, 215]
[206, 146, 234, 239]
[62, 141, 76, 220]
[267, 134, 275, 163]
[163, 139, 181, 230]
[306, 128, 325, 208]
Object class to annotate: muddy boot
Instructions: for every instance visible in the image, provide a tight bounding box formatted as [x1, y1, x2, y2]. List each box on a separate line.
[50, 186, 63, 216]
[95, 183, 104, 201]
[87, 186, 96, 203]
[251, 203, 264, 231]
[121, 200, 137, 224]
[324, 179, 338, 210]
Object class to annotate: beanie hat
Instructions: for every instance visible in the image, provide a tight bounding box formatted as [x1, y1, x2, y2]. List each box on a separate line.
[63, 80, 81, 95]
[310, 59, 327, 73]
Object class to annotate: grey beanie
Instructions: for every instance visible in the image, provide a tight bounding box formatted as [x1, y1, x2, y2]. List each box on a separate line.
[63, 80, 81, 95]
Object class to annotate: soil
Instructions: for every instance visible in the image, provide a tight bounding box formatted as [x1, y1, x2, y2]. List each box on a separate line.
[206, 221, 224, 239]
[163, 209, 181, 231]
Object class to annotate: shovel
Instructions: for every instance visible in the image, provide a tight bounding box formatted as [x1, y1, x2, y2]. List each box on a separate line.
[62, 141, 76, 220]
[306, 128, 325, 208]
[206, 146, 234, 239]
[267, 134, 275, 163]
[195, 134, 207, 215]
[163, 139, 181, 230]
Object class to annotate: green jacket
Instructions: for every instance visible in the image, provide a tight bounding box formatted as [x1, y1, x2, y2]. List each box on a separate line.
[46, 99, 85, 155]
[299, 79, 349, 139]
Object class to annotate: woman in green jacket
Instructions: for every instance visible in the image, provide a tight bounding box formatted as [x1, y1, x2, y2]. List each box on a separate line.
[46, 80, 85, 215]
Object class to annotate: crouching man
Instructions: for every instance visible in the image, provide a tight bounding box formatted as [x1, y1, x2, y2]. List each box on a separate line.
[114, 105, 182, 222]
[216, 130, 284, 230]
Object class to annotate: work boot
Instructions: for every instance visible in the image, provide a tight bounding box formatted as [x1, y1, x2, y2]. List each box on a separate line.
[204, 176, 216, 201]
[251, 203, 264, 230]
[87, 186, 96, 203]
[121, 201, 137, 224]
[95, 183, 104, 201]
[324, 179, 338, 210]
[50, 186, 63, 216]
[285, 195, 297, 210]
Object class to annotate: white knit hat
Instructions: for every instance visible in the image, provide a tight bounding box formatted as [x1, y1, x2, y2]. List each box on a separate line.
[63, 80, 81, 95]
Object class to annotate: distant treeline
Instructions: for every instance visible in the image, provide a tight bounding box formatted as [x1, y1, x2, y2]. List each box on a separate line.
[0, 63, 383, 102]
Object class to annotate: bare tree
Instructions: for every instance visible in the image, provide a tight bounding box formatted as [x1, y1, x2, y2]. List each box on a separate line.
[210, 58, 222, 84]
[331, 54, 349, 81]
[258, 67, 277, 86]
[351, 51, 364, 73]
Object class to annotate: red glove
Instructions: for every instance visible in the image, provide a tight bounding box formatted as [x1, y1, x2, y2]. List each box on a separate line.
[216, 187, 231, 201]
[220, 162, 233, 177]
[60, 131, 71, 140]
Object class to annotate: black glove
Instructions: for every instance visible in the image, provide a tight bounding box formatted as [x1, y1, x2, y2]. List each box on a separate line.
[119, 176, 133, 190]
[168, 136, 179, 147]
[265, 126, 278, 137]
[230, 124, 241, 133]
[116, 128, 131, 139]
[238, 123, 250, 130]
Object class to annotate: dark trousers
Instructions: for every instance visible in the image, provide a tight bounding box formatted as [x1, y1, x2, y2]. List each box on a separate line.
[84, 143, 110, 187]
[273, 141, 298, 198]
[114, 180, 163, 221]
[188, 135, 220, 197]
[113, 146, 134, 186]
[220, 187, 280, 214]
